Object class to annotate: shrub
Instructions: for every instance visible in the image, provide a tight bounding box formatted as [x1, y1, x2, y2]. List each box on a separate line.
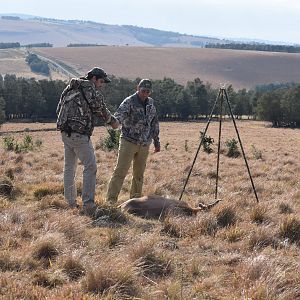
[251, 144, 263, 160]
[200, 131, 214, 153]
[98, 129, 120, 151]
[184, 140, 189, 152]
[3, 136, 15, 151]
[2, 134, 42, 153]
[225, 138, 240, 157]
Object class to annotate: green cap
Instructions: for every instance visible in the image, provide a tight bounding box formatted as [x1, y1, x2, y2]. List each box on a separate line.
[86, 67, 111, 83]
[138, 79, 152, 90]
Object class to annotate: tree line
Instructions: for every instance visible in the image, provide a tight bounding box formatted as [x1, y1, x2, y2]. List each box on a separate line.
[206, 43, 300, 53]
[0, 42, 53, 49]
[25, 54, 50, 75]
[0, 74, 299, 127]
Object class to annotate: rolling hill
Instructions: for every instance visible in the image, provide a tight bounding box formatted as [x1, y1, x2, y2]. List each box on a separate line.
[0, 16, 225, 48]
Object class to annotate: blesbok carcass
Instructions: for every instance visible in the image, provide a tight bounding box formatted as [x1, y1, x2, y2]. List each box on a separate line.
[118, 195, 221, 218]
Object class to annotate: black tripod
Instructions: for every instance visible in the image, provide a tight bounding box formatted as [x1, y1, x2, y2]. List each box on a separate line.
[179, 87, 259, 203]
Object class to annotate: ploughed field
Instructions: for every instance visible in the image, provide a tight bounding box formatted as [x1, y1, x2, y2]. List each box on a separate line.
[35, 46, 300, 89]
[1, 121, 300, 299]
[2, 46, 300, 89]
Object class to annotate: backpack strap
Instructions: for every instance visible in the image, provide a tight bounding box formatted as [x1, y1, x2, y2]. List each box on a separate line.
[78, 85, 92, 111]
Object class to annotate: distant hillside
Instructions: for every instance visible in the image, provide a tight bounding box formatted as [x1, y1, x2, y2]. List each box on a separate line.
[0, 15, 225, 47]
[34, 46, 300, 89]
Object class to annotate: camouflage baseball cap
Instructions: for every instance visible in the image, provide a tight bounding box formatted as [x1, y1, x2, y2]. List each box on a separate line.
[138, 79, 152, 90]
[86, 67, 111, 83]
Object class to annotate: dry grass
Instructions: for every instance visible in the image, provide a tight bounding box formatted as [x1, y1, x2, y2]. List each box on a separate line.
[1, 121, 300, 299]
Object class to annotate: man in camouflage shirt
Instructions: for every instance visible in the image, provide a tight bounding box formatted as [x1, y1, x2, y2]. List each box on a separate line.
[57, 67, 118, 214]
[106, 79, 160, 203]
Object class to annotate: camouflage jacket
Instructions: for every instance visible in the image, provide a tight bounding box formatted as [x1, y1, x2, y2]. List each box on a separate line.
[56, 78, 116, 136]
[115, 92, 160, 148]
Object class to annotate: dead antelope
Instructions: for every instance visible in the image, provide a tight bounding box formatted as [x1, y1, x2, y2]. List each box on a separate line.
[119, 195, 221, 218]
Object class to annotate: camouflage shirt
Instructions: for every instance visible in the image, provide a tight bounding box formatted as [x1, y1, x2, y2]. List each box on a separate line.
[56, 78, 116, 136]
[115, 92, 160, 148]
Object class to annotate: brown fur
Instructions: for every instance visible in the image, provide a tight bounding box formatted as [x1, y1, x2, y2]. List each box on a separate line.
[118, 195, 221, 218]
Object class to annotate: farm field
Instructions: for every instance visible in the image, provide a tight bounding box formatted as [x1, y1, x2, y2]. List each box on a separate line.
[2, 46, 300, 90]
[1, 121, 300, 299]
[35, 46, 300, 89]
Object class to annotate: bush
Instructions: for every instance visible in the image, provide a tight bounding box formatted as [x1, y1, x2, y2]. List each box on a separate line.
[200, 131, 214, 153]
[98, 129, 120, 151]
[225, 138, 240, 157]
[251, 144, 263, 160]
[2, 134, 42, 153]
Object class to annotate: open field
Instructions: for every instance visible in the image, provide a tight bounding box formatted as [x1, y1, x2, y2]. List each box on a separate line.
[0, 49, 69, 81]
[1, 121, 300, 299]
[2, 46, 300, 89]
[35, 46, 300, 89]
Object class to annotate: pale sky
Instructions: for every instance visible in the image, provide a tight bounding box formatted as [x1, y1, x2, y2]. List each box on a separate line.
[1, 0, 300, 44]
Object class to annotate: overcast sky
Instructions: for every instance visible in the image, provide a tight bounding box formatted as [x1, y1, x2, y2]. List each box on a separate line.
[2, 0, 300, 44]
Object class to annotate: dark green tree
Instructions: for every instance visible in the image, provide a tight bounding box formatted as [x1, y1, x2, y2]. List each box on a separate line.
[152, 77, 183, 120]
[0, 96, 5, 125]
[3, 74, 22, 118]
[257, 90, 284, 126]
[185, 78, 208, 119]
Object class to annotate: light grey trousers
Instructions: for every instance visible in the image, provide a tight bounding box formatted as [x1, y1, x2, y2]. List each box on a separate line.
[61, 132, 97, 208]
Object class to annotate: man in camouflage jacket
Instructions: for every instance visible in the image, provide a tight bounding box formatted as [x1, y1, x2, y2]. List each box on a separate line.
[106, 79, 160, 203]
[57, 67, 118, 214]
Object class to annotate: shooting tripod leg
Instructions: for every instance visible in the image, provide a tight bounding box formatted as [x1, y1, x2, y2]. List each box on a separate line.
[223, 89, 259, 203]
[179, 89, 222, 201]
[215, 89, 224, 199]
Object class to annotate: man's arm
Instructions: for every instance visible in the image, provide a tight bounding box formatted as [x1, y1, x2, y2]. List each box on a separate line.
[151, 112, 160, 152]
[114, 98, 130, 124]
[83, 86, 119, 128]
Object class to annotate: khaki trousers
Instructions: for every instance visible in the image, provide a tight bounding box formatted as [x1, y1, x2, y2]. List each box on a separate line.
[61, 132, 97, 208]
[106, 138, 150, 203]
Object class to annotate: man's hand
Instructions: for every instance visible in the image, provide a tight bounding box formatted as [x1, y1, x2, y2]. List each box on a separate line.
[111, 120, 120, 129]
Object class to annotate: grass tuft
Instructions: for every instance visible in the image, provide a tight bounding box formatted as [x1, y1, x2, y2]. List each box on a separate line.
[93, 203, 128, 224]
[62, 256, 85, 280]
[33, 183, 64, 200]
[215, 205, 237, 227]
[0, 177, 13, 197]
[131, 241, 172, 277]
[161, 216, 183, 238]
[279, 216, 300, 245]
[278, 202, 293, 214]
[83, 263, 139, 298]
[250, 205, 268, 224]
[248, 228, 277, 250]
